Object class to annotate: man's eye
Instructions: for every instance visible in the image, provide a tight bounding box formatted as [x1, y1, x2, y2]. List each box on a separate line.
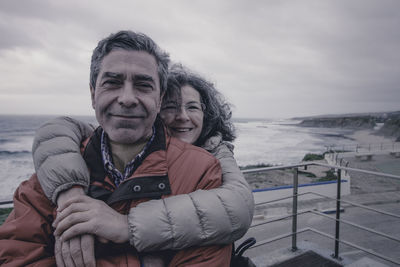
[136, 83, 153, 90]
[103, 80, 121, 86]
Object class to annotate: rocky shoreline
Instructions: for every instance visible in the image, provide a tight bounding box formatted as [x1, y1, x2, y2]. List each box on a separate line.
[295, 110, 400, 140]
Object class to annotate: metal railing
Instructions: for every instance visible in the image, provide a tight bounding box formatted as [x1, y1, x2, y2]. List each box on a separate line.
[243, 161, 400, 265]
[326, 141, 400, 153]
[1, 161, 399, 265]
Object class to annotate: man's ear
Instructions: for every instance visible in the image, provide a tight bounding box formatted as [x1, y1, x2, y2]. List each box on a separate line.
[90, 85, 95, 109]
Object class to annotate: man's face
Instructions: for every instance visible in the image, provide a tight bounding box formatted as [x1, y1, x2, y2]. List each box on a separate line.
[91, 50, 162, 144]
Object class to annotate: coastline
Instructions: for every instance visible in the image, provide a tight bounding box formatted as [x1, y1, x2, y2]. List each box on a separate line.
[243, 128, 399, 191]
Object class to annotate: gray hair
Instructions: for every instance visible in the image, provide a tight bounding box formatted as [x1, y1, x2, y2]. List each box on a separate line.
[90, 30, 170, 94]
[165, 64, 236, 145]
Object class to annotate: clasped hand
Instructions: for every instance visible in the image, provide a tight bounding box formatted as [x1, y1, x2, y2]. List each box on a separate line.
[53, 194, 130, 243]
[53, 190, 129, 267]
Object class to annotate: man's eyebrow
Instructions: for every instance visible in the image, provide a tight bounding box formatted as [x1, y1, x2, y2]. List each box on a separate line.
[134, 74, 156, 84]
[101, 72, 124, 79]
[186, 101, 202, 105]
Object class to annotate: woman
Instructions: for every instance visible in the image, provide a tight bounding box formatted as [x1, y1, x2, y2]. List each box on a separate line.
[33, 64, 254, 262]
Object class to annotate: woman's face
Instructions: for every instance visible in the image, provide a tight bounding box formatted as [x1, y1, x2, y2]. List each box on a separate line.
[160, 85, 204, 144]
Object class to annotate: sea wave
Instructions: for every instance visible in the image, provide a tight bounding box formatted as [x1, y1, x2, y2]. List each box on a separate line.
[0, 150, 31, 156]
[0, 138, 12, 144]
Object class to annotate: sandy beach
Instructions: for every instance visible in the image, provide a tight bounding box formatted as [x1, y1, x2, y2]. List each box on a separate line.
[348, 129, 395, 145]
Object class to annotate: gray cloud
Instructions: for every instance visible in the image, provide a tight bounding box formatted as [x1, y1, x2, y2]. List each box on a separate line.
[0, 0, 399, 118]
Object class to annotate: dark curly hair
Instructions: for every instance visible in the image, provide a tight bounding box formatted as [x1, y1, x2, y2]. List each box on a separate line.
[164, 64, 236, 146]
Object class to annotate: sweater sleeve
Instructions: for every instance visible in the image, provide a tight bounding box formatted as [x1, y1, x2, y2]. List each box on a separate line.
[32, 116, 95, 203]
[128, 143, 254, 252]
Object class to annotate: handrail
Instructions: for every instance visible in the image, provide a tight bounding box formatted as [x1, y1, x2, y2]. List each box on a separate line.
[250, 227, 400, 265]
[244, 162, 400, 265]
[306, 228, 399, 266]
[304, 191, 400, 218]
[0, 200, 13, 206]
[251, 208, 400, 244]
[309, 210, 400, 243]
[242, 161, 400, 180]
[314, 162, 400, 180]
[326, 141, 400, 153]
[1, 162, 399, 265]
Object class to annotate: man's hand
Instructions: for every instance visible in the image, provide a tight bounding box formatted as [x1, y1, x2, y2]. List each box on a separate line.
[55, 187, 96, 267]
[53, 194, 130, 244]
[55, 234, 95, 267]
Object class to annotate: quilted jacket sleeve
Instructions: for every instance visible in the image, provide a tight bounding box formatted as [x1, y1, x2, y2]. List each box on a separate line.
[128, 143, 255, 251]
[32, 116, 95, 203]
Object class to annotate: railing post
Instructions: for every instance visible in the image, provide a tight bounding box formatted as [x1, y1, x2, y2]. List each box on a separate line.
[292, 167, 299, 251]
[333, 169, 342, 259]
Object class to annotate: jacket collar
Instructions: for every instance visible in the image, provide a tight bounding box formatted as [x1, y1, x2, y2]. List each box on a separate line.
[81, 117, 171, 204]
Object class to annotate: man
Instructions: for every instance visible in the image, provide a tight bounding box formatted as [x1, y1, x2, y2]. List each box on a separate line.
[0, 31, 231, 266]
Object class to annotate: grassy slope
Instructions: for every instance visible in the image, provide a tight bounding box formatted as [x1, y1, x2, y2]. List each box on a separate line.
[0, 208, 12, 225]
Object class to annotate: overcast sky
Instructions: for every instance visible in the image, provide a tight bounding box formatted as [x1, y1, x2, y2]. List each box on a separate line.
[0, 0, 399, 118]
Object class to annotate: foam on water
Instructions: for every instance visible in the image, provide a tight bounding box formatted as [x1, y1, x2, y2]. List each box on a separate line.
[0, 115, 96, 200]
[233, 120, 327, 166]
[0, 115, 360, 200]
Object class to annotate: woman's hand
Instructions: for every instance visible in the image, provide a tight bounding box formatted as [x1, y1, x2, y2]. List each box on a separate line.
[53, 194, 130, 244]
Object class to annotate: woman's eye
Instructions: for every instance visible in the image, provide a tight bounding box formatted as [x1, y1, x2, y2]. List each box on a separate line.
[187, 105, 201, 111]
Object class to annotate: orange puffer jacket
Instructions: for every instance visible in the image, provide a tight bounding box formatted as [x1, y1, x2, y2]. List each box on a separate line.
[0, 124, 231, 267]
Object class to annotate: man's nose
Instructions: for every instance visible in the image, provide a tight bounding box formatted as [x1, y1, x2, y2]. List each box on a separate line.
[175, 106, 190, 121]
[117, 83, 139, 107]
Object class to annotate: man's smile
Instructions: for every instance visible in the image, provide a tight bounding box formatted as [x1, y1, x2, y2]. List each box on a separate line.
[109, 113, 145, 119]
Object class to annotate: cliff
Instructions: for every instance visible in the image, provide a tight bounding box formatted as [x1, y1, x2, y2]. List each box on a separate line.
[376, 116, 400, 140]
[298, 116, 376, 129]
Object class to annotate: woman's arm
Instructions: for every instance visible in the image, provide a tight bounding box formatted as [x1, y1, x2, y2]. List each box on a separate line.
[32, 116, 94, 203]
[128, 143, 254, 251]
[33, 119, 254, 251]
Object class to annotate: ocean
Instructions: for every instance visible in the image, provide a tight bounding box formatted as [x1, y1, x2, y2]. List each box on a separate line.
[0, 114, 357, 200]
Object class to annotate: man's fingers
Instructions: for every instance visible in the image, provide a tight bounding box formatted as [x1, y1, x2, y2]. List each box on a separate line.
[55, 236, 65, 267]
[81, 235, 96, 267]
[61, 240, 76, 267]
[54, 202, 89, 227]
[54, 212, 91, 236]
[61, 222, 96, 241]
[70, 237, 84, 267]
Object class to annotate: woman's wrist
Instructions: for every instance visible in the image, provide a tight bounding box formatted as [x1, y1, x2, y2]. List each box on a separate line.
[57, 186, 85, 206]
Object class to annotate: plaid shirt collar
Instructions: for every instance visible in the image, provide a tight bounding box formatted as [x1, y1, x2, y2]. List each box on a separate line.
[100, 127, 156, 187]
